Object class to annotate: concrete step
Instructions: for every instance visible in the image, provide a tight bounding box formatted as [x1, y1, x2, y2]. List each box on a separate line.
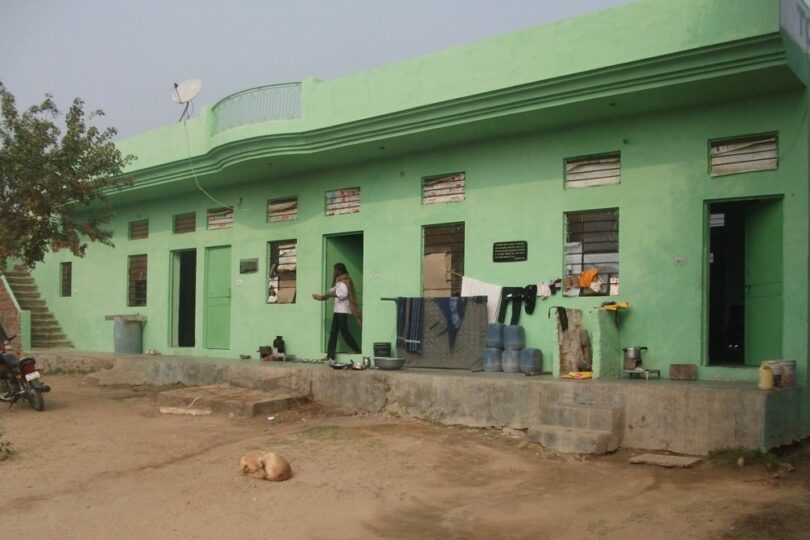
[527, 424, 619, 454]
[157, 384, 307, 418]
[540, 403, 624, 433]
[32, 341, 74, 349]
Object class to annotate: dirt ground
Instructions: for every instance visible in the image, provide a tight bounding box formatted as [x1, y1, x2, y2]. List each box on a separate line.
[2, 375, 810, 540]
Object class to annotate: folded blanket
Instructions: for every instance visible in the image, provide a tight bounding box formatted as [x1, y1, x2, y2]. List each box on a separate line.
[435, 297, 467, 350]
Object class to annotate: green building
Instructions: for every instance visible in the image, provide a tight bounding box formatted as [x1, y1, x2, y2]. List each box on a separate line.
[6, 0, 810, 389]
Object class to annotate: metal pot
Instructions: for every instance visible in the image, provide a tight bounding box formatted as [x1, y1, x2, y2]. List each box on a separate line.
[622, 346, 647, 369]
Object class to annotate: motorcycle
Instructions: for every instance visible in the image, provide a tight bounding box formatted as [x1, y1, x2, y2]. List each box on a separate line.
[0, 336, 50, 411]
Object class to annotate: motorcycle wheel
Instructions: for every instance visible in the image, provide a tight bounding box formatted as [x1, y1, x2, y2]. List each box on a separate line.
[23, 382, 44, 411]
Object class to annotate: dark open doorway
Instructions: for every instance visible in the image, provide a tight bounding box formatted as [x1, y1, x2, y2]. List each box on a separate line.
[171, 249, 197, 347]
[323, 233, 363, 356]
[707, 198, 783, 366]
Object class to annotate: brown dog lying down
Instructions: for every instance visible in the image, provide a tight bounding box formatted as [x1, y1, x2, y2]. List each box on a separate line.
[240, 451, 292, 481]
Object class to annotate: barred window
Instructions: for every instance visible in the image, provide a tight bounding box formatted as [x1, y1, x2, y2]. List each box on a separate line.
[710, 134, 777, 176]
[423, 223, 464, 297]
[565, 209, 619, 296]
[128, 254, 148, 307]
[207, 207, 234, 230]
[422, 172, 465, 204]
[129, 219, 149, 240]
[267, 197, 298, 222]
[60, 262, 72, 297]
[267, 240, 297, 304]
[173, 212, 196, 234]
[325, 187, 360, 216]
[565, 153, 620, 188]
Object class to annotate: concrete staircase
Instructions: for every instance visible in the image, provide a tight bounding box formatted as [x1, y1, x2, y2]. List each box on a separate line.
[3, 266, 73, 349]
[528, 402, 624, 454]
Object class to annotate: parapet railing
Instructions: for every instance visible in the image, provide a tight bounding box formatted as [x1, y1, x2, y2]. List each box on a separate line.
[212, 82, 302, 133]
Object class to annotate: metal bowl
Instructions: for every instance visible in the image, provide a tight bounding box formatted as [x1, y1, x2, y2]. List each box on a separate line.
[374, 357, 405, 370]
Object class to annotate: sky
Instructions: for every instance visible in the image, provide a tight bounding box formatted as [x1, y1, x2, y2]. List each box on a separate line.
[0, 0, 631, 139]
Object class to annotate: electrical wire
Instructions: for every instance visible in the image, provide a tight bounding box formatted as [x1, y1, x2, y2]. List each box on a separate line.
[181, 114, 233, 210]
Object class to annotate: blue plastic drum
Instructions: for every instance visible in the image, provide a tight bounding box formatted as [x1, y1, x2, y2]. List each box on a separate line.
[502, 349, 521, 373]
[502, 325, 525, 350]
[485, 323, 504, 349]
[483, 348, 502, 372]
[519, 348, 543, 373]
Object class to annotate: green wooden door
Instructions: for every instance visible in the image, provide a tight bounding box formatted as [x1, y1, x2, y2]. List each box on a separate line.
[744, 199, 783, 365]
[204, 246, 231, 349]
[323, 234, 363, 354]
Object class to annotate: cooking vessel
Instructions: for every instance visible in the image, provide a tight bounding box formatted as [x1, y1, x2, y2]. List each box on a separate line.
[622, 346, 647, 369]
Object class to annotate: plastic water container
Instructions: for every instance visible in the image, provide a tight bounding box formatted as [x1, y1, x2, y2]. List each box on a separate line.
[519, 348, 542, 373]
[502, 325, 525, 350]
[485, 323, 504, 349]
[502, 349, 521, 373]
[483, 348, 502, 372]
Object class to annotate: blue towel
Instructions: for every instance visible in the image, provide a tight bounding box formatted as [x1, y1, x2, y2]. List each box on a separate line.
[435, 297, 467, 350]
[396, 297, 423, 354]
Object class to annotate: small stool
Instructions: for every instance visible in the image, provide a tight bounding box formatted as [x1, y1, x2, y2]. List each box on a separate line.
[621, 368, 661, 380]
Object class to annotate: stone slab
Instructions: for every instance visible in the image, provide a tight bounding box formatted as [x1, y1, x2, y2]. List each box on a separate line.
[629, 453, 702, 468]
[157, 384, 306, 418]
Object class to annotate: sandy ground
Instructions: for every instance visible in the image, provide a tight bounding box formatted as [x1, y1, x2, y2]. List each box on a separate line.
[1, 375, 810, 540]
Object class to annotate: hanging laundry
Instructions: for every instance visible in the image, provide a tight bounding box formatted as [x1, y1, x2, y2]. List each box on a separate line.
[589, 277, 603, 293]
[579, 267, 599, 288]
[562, 275, 581, 297]
[536, 282, 553, 299]
[395, 297, 424, 354]
[461, 276, 502, 323]
[435, 297, 467, 350]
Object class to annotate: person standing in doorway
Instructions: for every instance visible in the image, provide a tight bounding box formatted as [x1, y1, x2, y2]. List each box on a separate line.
[313, 262, 362, 363]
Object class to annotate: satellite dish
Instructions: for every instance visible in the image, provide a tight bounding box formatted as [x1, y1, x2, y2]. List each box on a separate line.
[172, 79, 202, 104]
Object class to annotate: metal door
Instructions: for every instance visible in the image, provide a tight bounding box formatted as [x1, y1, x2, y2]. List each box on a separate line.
[204, 246, 231, 349]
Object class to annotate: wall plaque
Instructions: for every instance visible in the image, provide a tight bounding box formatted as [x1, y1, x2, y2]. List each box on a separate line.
[493, 241, 527, 263]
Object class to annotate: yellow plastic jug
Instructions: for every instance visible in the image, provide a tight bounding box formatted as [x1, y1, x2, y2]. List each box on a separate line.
[758, 362, 774, 391]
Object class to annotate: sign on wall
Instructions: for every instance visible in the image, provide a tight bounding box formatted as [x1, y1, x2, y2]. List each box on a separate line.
[493, 241, 527, 263]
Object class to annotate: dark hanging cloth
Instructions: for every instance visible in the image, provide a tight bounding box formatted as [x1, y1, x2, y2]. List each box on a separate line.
[497, 287, 525, 325]
[523, 284, 538, 314]
[396, 297, 424, 354]
[549, 306, 568, 332]
[434, 297, 468, 350]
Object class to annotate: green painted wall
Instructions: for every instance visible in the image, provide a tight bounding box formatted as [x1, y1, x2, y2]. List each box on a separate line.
[32, 89, 808, 385]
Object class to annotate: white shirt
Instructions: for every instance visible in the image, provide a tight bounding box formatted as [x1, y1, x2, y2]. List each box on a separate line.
[330, 282, 352, 314]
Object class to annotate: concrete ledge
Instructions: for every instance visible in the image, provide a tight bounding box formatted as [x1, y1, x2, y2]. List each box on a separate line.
[29, 351, 810, 455]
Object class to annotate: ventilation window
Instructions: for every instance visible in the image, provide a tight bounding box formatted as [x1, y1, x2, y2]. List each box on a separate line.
[207, 207, 234, 230]
[267, 197, 298, 223]
[710, 134, 777, 176]
[129, 219, 149, 240]
[267, 240, 297, 304]
[127, 254, 148, 307]
[565, 153, 620, 188]
[173, 212, 196, 234]
[60, 262, 72, 297]
[423, 223, 464, 297]
[422, 172, 465, 204]
[325, 187, 360, 216]
[565, 209, 619, 296]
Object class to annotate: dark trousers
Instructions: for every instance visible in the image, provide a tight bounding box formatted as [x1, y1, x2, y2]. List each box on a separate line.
[497, 287, 525, 325]
[327, 313, 361, 359]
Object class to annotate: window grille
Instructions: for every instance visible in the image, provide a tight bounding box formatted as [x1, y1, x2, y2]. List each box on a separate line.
[422, 173, 465, 204]
[565, 153, 620, 188]
[128, 254, 148, 307]
[129, 219, 149, 240]
[710, 134, 777, 176]
[207, 207, 234, 230]
[325, 188, 360, 216]
[267, 197, 298, 223]
[565, 209, 619, 296]
[173, 212, 196, 234]
[267, 240, 297, 304]
[423, 223, 464, 297]
[60, 262, 72, 297]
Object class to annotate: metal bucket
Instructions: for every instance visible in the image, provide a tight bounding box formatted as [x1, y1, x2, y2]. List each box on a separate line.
[622, 346, 647, 370]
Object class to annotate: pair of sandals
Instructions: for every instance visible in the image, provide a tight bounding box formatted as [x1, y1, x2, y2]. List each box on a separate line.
[328, 357, 370, 370]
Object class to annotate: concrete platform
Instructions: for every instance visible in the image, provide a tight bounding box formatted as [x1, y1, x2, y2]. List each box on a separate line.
[31, 350, 810, 455]
[157, 384, 306, 418]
